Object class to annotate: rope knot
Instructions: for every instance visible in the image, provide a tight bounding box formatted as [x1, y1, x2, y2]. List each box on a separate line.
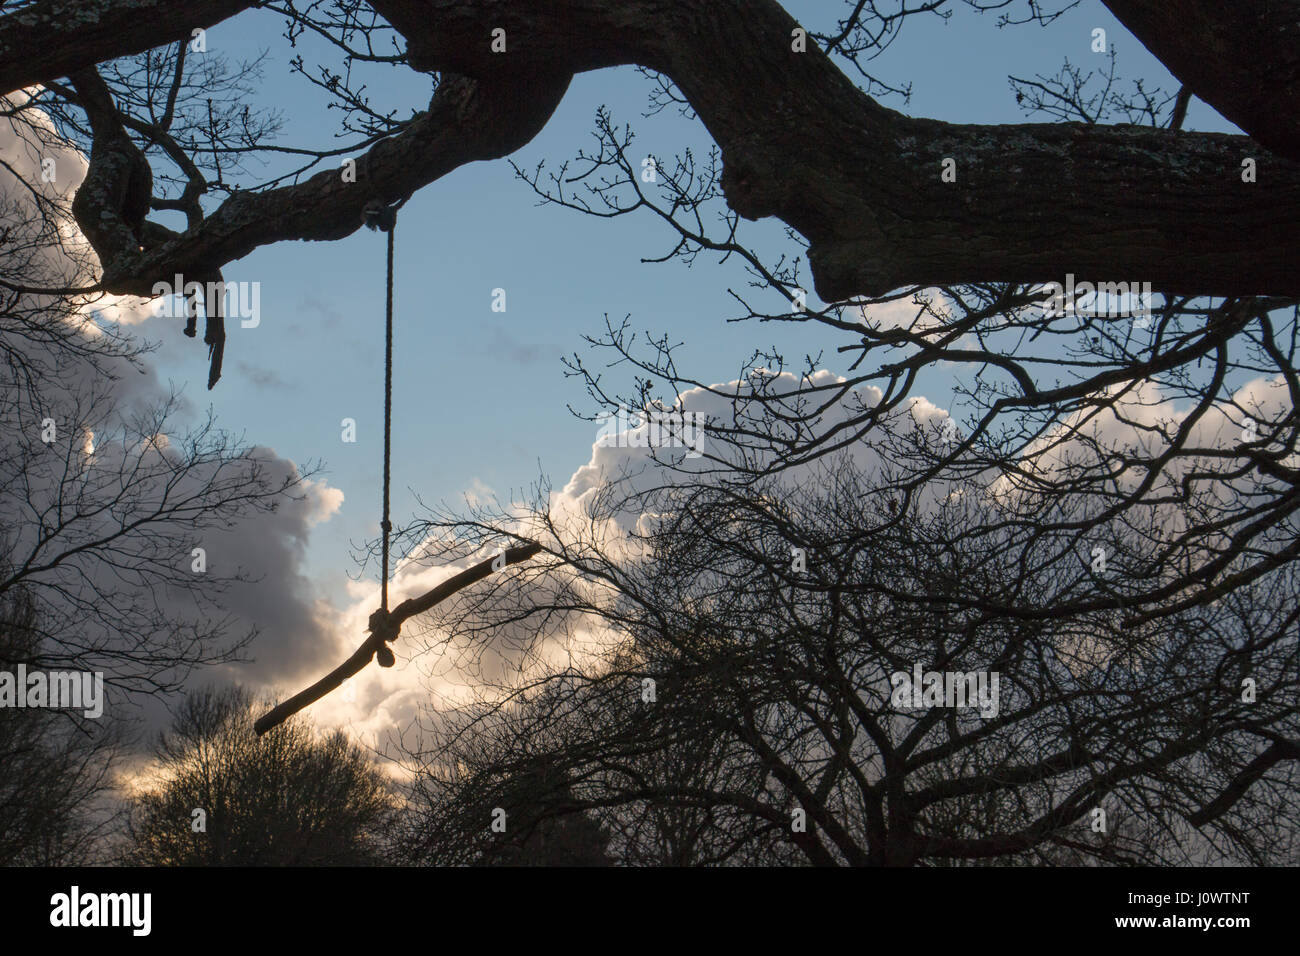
[367, 607, 400, 667]
[362, 199, 398, 232]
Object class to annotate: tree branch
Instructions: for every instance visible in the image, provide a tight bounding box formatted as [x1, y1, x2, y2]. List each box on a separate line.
[252, 542, 542, 735]
[0, 0, 254, 96]
[1187, 736, 1300, 827]
[78, 70, 570, 294]
[1101, 0, 1300, 162]
[14, 0, 1300, 301]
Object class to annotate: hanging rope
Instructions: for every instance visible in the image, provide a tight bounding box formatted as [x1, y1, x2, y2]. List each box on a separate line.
[252, 198, 552, 733]
[381, 218, 394, 612]
[362, 198, 400, 666]
[250, 196, 551, 732]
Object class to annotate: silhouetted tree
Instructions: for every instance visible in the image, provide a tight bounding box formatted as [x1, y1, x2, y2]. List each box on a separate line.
[487, 761, 614, 867]
[126, 686, 396, 865]
[393, 448, 1299, 866]
[0, 576, 121, 865]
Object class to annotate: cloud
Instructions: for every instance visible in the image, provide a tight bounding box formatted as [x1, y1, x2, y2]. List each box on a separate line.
[479, 322, 556, 366]
[280, 363, 1297, 757]
[856, 288, 953, 333]
[234, 360, 293, 390]
[0, 92, 350, 749]
[285, 371, 954, 749]
[992, 374, 1298, 503]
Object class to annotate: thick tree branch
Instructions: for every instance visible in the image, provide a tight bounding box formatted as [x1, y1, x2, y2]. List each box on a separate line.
[325, 0, 1300, 298]
[67, 66, 154, 265]
[14, 0, 1300, 300]
[84, 70, 570, 294]
[0, 0, 254, 96]
[1101, 0, 1300, 163]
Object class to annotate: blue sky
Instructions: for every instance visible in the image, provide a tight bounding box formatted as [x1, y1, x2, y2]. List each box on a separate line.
[125, 0, 1239, 605]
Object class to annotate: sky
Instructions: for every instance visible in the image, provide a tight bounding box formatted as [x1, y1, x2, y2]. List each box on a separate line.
[126, 0, 1238, 594]
[5, 0, 1252, 750]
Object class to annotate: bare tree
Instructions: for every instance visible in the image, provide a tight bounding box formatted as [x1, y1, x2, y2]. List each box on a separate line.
[391, 443, 1298, 866]
[0, 578, 123, 865]
[2, 79, 319, 701]
[0, 365, 313, 699]
[0, 88, 336, 865]
[125, 685, 396, 865]
[503, 53, 1293, 612]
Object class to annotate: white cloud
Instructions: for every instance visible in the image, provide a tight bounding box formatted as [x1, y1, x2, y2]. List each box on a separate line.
[280, 364, 1297, 757]
[855, 288, 953, 333]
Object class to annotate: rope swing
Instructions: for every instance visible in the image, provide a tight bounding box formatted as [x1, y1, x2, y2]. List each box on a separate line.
[252, 197, 542, 736]
[371, 199, 399, 668]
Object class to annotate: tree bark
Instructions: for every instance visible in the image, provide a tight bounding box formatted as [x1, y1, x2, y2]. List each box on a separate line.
[1101, 0, 1300, 163]
[0, 0, 253, 96]
[79, 70, 571, 296]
